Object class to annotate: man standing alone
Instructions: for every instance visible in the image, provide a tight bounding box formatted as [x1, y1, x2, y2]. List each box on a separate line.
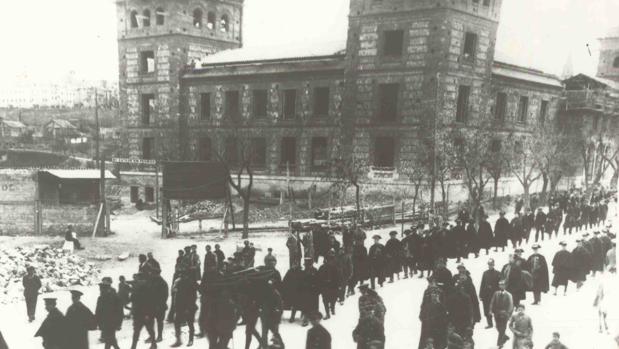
[480, 259, 501, 329]
[23, 265, 42, 322]
[490, 280, 513, 348]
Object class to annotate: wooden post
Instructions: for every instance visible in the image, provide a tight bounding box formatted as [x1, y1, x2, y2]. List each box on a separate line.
[308, 186, 312, 210]
[155, 161, 160, 219]
[401, 201, 405, 234]
[161, 194, 167, 239]
[392, 196, 396, 225]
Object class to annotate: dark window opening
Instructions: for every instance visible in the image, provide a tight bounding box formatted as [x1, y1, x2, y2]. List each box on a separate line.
[280, 137, 297, 168]
[540, 100, 549, 124]
[139, 51, 155, 74]
[495, 92, 507, 121]
[220, 14, 229, 32]
[141, 94, 155, 126]
[130, 10, 139, 28]
[514, 140, 524, 154]
[490, 139, 502, 153]
[374, 137, 395, 168]
[253, 90, 268, 118]
[207, 12, 216, 30]
[130, 186, 139, 203]
[483, 0, 491, 5]
[198, 137, 211, 161]
[142, 137, 154, 160]
[193, 8, 203, 28]
[378, 83, 399, 122]
[454, 137, 465, 154]
[224, 137, 239, 166]
[518, 96, 529, 123]
[250, 138, 267, 168]
[456, 85, 470, 122]
[142, 9, 151, 27]
[283, 89, 296, 120]
[225, 90, 240, 121]
[463, 32, 478, 61]
[314, 87, 330, 116]
[145, 187, 155, 202]
[383, 30, 404, 57]
[200, 93, 211, 120]
[156, 8, 165, 25]
[311, 137, 328, 170]
[614, 57, 619, 68]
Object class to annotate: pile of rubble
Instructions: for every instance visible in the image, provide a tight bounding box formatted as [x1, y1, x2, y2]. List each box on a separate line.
[0, 245, 100, 304]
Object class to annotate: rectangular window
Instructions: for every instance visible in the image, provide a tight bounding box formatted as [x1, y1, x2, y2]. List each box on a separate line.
[378, 83, 399, 122]
[200, 93, 211, 120]
[463, 32, 478, 61]
[283, 89, 296, 120]
[250, 138, 267, 168]
[456, 85, 470, 122]
[198, 137, 211, 161]
[383, 30, 404, 57]
[225, 90, 240, 121]
[518, 96, 529, 123]
[280, 137, 297, 167]
[253, 90, 268, 118]
[311, 137, 328, 170]
[141, 94, 155, 126]
[145, 187, 155, 203]
[374, 137, 395, 168]
[313, 87, 330, 116]
[495, 92, 507, 121]
[130, 186, 139, 203]
[139, 51, 155, 74]
[540, 100, 548, 124]
[224, 137, 238, 166]
[142, 137, 154, 160]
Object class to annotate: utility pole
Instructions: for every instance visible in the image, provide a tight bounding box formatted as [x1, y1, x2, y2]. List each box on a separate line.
[430, 72, 440, 214]
[95, 89, 108, 236]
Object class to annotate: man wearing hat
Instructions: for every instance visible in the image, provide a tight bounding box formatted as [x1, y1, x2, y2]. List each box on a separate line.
[525, 244, 549, 305]
[480, 259, 501, 329]
[171, 271, 197, 347]
[590, 231, 605, 276]
[300, 258, 320, 327]
[551, 242, 571, 296]
[534, 207, 547, 242]
[65, 290, 96, 349]
[384, 231, 403, 283]
[494, 211, 510, 252]
[305, 311, 331, 349]
[35, 298, 67, 349]
[95, 277, 123, 349]
[23, 265, 42, 322]
[129, 273, 158, 349]
[571, 239, 591, 289]
[368, 235, 386, 290]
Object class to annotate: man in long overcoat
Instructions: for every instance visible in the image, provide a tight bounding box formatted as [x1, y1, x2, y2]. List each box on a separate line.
[172, 271, 198, 347]
[23, 265, 42, 322]
[525, 244, 549, 305]
[570, 239, 591, 289]
[478, 215, 494, 255]
[318, 255, 340, 319]
[479, 259, 501, 329]
[551, 242, 571, 296]
[368, 235, 386, 289]
[384, 231, 403, 282]
[352, 240, 369, 287]
[418, 291, 448, 349]
[494, 211, 510, 252]
[282, 264, 304, 322]
[65, 290, 96, 349]
[446, 283, 474, 337]
[35, 298, 67, 349]
[96, 279, 123, 349]
[502, 255, 525, 307]
[300, 258, 320, 327]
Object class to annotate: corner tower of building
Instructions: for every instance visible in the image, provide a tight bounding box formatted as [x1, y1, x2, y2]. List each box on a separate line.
[343, 0, 503, 173]
[116, 0, 243, 160]
[597, 27, 619, 81]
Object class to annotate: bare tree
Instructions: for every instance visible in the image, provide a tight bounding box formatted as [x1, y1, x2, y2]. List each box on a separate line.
[533, 124, 574, 198]
[324, 152, 368, 226]
[504, 133, 542, 210]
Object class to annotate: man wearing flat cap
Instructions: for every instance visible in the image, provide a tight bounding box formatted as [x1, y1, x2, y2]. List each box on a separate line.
[368, 235, 386, 290]
[65, 290, 96, 349]
[305, 311, 331, 349]
[35, 298, 67, 349]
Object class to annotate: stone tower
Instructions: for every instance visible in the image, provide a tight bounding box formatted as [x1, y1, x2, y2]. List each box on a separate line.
[343, 0, 503, 171]
[597, 27, 619, 81]
[116, 0, 243, 160]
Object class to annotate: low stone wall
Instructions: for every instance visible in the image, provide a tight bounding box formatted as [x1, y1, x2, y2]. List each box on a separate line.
[0, 202, 35, 235]
[41, 204, 99, 236]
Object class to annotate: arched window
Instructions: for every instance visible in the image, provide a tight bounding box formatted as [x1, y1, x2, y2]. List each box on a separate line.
[193, 8, 203, 28]
[130, 10, 139, 28]
[613, 56, 619, 68]
[142, 9, 151, 27]
[220, 14, 229, 32]
[207, 12, 216, 30]
[156, 7, 165, 25]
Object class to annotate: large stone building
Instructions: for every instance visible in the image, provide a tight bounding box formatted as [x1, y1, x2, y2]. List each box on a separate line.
[115, 0, 617, 191]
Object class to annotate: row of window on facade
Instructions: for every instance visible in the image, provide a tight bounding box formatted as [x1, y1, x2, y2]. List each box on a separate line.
[382, 29, 478, 62]
[139, 84, 549, 126]
[129, 8, 230, 32]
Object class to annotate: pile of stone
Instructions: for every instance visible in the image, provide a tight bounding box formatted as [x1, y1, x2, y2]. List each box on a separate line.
[0, 245, 100, 304]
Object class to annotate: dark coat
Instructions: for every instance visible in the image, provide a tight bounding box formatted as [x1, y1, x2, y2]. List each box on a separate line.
[23, 274, 42, 297]
[551, 250, 571, 287]
[300, 266, 320, 313]
[306, 324, 332, 349]
[479, 269, 501, 301]
[318, 262, 340, 299]
[384, 237, 403, 274]
[453, 274, 481, 323]
[336, 252, 353, 285]
[95, 289, 123, 331]
[352, 244, 369, 282]
[446, 288, 473, 330]
[419, 301, 448, 349]
[282, 267, 304, 309]
[353, 316, 385, 349]
[35, 308, 67, 349]
[151, 275, 169, 313]
[570, 246, 591, 282]
[433, 266, 453, 291]
[525, 253, 549, 293]
[493, 217, 510, 247]
[589, 236, 604, 272]
[174, 277, 198, 318]
[65, 301, 96, 349]
[502, 262, 525, 303]
[509, 216, 523, 241]
[478, 220, 494, 249]
[464, 223, 480, 253]
[368, 243, 386, 277]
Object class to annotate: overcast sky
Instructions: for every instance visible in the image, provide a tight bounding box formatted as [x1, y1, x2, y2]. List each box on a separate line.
[0, 0, 617, 85]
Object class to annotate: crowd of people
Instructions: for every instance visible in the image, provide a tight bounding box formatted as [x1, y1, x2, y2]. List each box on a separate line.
[22, 187, 617, 349]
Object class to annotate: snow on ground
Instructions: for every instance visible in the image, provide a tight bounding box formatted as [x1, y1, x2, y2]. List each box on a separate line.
[1, 208, 618, 349]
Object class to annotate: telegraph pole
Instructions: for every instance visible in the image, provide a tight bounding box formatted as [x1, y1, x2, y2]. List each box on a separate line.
[95, 89, 108, 236]
[430, 72, 440, 214]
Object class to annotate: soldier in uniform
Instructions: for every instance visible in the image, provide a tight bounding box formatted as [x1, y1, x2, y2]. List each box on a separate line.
[525, 244, 549, 305]
[401, 230, 415, 278]
[95, 278, 123, 349]
[301, 258, 320, 327]
[23, 265, 42, 322]
[453, 264, 481, 327]
[464, 220, 480, 258]
[551, 242, 571, 296]
[318, 253, 340, 319]
[494, 211, 510, 252]
[384, 231, 403, 282]
[368, 235, 386, 289]
[35, 298, 67, 349]
[305, 311, 331, 349]
[65, 290, 96, 349]
[479, 259, 501, 329]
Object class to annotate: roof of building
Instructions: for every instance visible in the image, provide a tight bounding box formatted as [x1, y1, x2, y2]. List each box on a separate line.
[197, 40, 347, 66]
[46, 119, 78, 129]
[492, 62, 563, 88]
[42, 169, 117, 180]
[563, 73, 619, 92]
[0, 119, 26, 129]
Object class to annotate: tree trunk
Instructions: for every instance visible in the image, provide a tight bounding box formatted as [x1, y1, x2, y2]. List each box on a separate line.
[492, 176, 499, 209]
[610, 167, 619, 191]
[541, 173, 549, 204]
[523, 183, 531, 211]
[439, 178, 447, 218]
[242, 195, 250, 239]
[355, 183, 361, 223]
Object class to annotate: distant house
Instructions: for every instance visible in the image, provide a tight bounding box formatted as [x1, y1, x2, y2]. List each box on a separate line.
[43, 119, 88, 145]
[0, 118, 26, 138]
